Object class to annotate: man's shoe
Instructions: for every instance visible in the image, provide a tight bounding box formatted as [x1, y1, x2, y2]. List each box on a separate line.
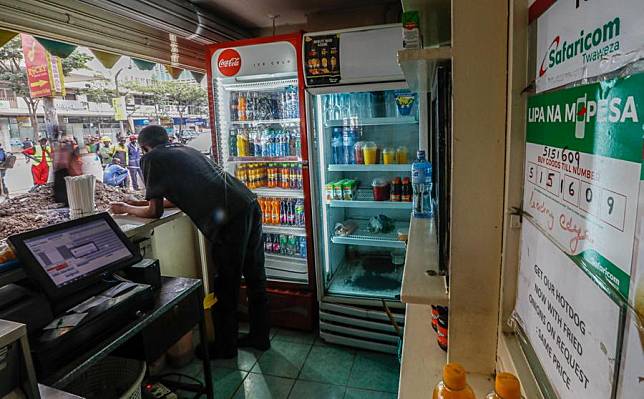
[237, 334, 271, 351]
[195, 342, 236, 360]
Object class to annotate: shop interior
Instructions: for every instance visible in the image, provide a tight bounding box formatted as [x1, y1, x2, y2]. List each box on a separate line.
[0, 1, 641, 399]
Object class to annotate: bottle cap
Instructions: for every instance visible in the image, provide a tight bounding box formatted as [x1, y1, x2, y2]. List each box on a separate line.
[495, 372, 521, 399]
[417, 150, 426, 158]
[442, 363, 467, 391]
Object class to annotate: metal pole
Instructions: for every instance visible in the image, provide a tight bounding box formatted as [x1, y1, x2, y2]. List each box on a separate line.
[115, 68, 125, 137]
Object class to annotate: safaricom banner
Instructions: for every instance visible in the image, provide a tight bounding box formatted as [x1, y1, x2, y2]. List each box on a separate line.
[536, 0, 644, 92]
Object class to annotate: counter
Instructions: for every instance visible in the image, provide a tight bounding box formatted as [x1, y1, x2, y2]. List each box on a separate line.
[398, 216, 493, 398]
[112, 209, 184, 238]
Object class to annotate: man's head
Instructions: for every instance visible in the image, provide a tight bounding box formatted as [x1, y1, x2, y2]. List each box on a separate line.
[39, 138, 48, 146]
[129, 135, 138, 143]
[112, 158, 121, 165]
[138, 125, 169, 153]
[118, 137, 126, 145]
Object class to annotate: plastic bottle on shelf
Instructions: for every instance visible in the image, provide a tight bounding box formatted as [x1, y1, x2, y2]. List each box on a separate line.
[272, 233, 280, 253]
[229, 128, 238, 157]
[247, 130, 255, 157]
[433, 363, 476, 399]
[287, 200, 296, 225]
[342, 127, 357, 164]
[296, 164, 303, 189]
[279, 234, 288, 255]
[253, 129, 262, 157]
[401, 177, 412, 202]
[238, 93, 247, 121]
[412, 150, 433, 218]
[271, 198, 280, 225]
[331, 128, 344, 164]
[230, 92, 239, 121]
[299, 236, 307, 258]
[295, 199, 305, 226]
[486, 373, 521, 399]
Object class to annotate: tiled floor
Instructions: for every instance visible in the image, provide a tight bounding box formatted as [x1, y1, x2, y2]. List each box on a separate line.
[163, 328, 400, 399]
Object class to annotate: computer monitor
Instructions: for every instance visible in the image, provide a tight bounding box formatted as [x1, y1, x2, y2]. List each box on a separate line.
[8, 213, 141, 300]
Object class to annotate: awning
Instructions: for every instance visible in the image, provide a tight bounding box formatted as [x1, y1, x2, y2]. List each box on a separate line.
[190, 71, 205, 83]
[164, 65, 183, 80]
[0, 29, 17, 47]
[132, 58, 156, 71]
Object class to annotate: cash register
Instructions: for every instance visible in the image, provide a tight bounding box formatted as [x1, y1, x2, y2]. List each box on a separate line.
[6, 213, 154, 376]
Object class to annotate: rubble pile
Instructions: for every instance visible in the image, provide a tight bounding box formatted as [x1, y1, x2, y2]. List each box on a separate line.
[0, 182, 142, 243]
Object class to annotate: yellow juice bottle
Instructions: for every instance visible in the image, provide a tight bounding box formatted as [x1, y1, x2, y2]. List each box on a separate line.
[486, 372, 520, 399]
[433, 363, 476, 399]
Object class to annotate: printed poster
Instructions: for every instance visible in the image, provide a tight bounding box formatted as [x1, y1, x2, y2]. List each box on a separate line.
[524, 72, 644, 298]
[536, 0, 644, 92]
[516, 221, 622, 399]
[304, 34, 340, 86]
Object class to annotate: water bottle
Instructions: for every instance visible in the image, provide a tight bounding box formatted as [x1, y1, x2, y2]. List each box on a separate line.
[331, 127, 343, 164]
[412, 150, 433, 218]
[342, 127, 356, 164]
[299, 236, 307, 258]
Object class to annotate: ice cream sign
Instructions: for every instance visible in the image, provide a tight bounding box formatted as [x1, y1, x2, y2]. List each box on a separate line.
[536, 0, 644, 92]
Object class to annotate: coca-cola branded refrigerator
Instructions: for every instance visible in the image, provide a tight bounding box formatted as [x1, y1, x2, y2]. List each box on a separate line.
[207, 33, 316, 330]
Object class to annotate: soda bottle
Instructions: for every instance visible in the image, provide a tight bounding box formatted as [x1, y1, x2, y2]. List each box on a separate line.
[486, 373, 521, 399]
[254, 128, 262, 156]
[238, 93, 246, 121]
[264, 233, 272, 253]
[331, 127, 343, 164]
[412, 150, 433, 218]
[294, 129, 301, 157]
[282, 164, 290, 189]
[295, 199, 305, 226]
[433, 363, 475, 399]
[271, 198, 280, 224]
[342, 127, 357, 164]
[287, 235, 297, 256]
[273, 233, 280, 254]
[280, 199, 287, 225]
[230, 92, 239, 121]
[299, 236, 306, 258]
[247, 130, 255, 157]
[283, 130, 290, 157]
[229, 128, 238, 157]
[279, 234, 288, 255]
[287, 200, 295, 225]
[297, 164, 303, 189]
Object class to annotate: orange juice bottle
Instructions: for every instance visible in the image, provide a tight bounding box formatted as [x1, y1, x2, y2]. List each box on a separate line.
[486, 373, 520, 399]
[433, 363, 476, 399]
[271, 198, 280, 225]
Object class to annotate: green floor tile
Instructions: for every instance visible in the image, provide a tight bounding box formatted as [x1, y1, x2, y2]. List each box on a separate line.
[212, 348, 262, 371]
[272, 328, 316, 345]
[204, 367, 247, 399]
[299, 345, 355, 385]
[250, 340, 312, 378]
[344, 387, 397, 399]
[232, 372, 295, 399]
[288, 380, 345, 399]
[347, 351, 400, 393]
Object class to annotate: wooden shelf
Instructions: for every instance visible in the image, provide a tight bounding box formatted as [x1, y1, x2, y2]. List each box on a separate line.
[401, 216, 448, 306]
[397, 47, 451, 92]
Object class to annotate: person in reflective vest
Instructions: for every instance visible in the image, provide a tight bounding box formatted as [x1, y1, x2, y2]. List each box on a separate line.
[22, 138, 51, 186]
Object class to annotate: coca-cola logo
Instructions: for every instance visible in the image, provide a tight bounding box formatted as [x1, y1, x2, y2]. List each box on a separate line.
[217, 49, 241, 76]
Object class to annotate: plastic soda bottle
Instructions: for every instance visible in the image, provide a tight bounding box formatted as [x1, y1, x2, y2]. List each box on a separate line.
[287, 200, 295, 225]
[279, 234, 288, 255]
[433, 363, 476, 399]
[271, 198, 280, 225]
[486, 373, 521, 399]
[299, 236, 306, 258]
[295, 199, 305, 226]
[272, 233, 280, 253]
[412, 150, 433, 218]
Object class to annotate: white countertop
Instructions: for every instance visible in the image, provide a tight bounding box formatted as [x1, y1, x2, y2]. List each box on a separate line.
[400, 217, 448, 305]
[111, 208, 184, 237]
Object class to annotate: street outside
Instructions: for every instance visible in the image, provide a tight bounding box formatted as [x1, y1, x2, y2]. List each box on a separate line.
[0, 132, 212, 201]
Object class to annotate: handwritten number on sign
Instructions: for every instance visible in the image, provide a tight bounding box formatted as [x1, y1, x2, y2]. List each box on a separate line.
[585, 187, 593, 204]
[607, 196, 614, 215]
[568, 182, 575, 197]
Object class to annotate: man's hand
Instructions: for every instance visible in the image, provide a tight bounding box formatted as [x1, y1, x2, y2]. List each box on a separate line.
[125, 197, 149, 206]
[110, 201, 130, 214]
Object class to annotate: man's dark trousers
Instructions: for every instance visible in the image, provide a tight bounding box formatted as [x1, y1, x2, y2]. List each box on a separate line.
[210, 201, 269, 354]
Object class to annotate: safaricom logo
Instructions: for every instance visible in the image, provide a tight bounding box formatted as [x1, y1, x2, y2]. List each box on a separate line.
[539, 17, 621, 77]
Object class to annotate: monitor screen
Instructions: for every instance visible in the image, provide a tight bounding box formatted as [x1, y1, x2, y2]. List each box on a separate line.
[22, 219, 135, 288]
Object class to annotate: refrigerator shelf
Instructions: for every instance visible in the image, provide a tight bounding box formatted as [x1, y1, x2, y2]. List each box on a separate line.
[331, 220, 408, 249]
[324, 116, 418, 128]
[328, 164, 410, 172]
[263, 224, 307, 236]
[265, 253, 307, 264]
[252, 187, 304, 198]
[228, 156, 301, 163]
[230, 118, 300, 126]
[326, 258, 403, 300]
[329, 189, 412, 209]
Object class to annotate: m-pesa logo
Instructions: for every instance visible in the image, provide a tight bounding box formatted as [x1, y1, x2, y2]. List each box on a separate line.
[539, 17, 621, 77]
[217, 49, 241, 76]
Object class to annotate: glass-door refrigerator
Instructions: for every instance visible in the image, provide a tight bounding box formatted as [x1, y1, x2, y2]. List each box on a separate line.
[207, 33, 316, 330]
[305, 25, 417, 353]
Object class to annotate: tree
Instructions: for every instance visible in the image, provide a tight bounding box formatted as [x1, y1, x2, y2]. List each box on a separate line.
[122, 80, 167, 124]
[0, 36, 92, 140]
[81, 81, 117, 104]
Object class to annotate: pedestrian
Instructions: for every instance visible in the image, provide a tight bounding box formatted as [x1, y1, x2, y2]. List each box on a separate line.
[114, 136, 128, 165]
[0, 143, 9, 197]
[52, 135, 83, 204]
[103, 158, 129, 187]
[127, 135, 143, 190]
[110, 125, 270, 359]
[22, 138, 51, 186]
[98, 136, 115, 166]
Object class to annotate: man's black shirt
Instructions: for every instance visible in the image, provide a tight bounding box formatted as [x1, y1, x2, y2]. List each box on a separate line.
[141, 143, 255, 237]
